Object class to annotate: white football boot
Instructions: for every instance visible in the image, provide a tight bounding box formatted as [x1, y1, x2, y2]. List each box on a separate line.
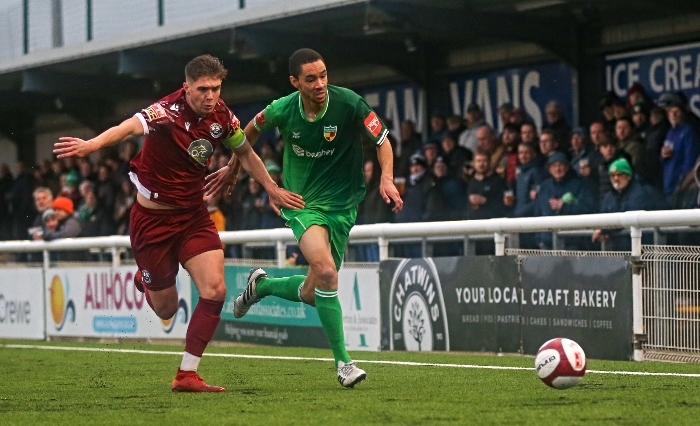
[233, 268, 267, 318]
[337, 361, 367, 388]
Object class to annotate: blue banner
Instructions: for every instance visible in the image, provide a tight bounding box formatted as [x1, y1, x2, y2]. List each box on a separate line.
[355, 83, 426, 140]
[605, 42, 700, 116]
[448, 62, 577, 132]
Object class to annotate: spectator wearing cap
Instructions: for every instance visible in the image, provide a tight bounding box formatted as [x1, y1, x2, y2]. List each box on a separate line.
[441, 133, 473, 178]
[466, 149, 509, 220]
[542, 101, 571, 150]
[599, 91, 618, 134]
[662, 99, 700, 200]
[458, 103, 485, 154]
[394, 120, 422, 179]
[591, 135, 631, 206]
[631, 101, 650, 139]
[42, 196, 81, 242]
[31, 209, 56, 241]
[592, 158, 666, 249]
[428, 111, 447, 145]
[433, 156, 467, 221]
[535, 152, 594, 249]
[422, 142, 441, 173]
[637, 106, 670, 191]
[626, 83, 650, 110]
[395, 153, 443, 257]
[615, 116, 643, 171]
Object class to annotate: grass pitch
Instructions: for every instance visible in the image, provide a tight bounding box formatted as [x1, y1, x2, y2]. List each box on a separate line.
[1, 340, 700, 425]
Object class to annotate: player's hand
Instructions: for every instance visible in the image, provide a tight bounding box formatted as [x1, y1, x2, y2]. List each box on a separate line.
[380, 176, 403, 213]
[54, 137, 95, 158]
[266, 186, 304, 215]
[204, 157, 241, 197]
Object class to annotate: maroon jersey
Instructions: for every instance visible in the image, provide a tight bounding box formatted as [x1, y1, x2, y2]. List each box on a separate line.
[130, 88, 241, 209]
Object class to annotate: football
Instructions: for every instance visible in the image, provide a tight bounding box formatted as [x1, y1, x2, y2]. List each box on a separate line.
[535, 337, 587, 389]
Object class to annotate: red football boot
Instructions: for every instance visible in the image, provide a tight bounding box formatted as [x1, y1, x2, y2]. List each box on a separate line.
[171, 369, 226, 392]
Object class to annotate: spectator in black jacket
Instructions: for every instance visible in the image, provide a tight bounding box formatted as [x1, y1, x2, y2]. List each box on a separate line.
[395, 153, 443, 257]
[356, 160, 394, 261]
[466, 150, 509, 220]
[637, 106, 670, 191]
[441, 133, 472, 178]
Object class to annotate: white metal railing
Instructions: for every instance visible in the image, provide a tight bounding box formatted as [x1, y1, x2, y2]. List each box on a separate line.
[2, 209, 700, 361]
[3, 209, 700, 267]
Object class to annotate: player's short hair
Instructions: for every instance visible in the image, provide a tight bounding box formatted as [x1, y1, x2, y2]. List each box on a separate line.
[289, 48, 325, 78]
[185, 54, 228, 82]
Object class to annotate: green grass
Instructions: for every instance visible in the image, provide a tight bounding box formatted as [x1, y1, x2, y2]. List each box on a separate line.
[1, 340, 700, 425]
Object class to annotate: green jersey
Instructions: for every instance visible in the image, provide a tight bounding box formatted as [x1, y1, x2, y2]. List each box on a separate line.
[254, 85, 388, 211]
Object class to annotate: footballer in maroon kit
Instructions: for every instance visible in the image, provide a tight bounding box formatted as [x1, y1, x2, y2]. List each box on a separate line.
[54, 54, 304, 392]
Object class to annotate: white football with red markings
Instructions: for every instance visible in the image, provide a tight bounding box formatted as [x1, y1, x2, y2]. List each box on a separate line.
[535, 337, 587, 390]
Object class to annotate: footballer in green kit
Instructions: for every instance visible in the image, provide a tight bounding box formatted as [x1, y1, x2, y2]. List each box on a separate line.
[206, 48, 403, 388]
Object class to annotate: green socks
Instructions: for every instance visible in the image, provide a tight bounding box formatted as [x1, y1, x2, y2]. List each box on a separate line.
[256, 276, 351, 368]
[315, 288, 351, 368]
[256, 276, 305, 302]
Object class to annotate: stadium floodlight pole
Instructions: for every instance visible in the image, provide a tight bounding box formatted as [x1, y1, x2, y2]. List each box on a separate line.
[630, 226, 645, 362]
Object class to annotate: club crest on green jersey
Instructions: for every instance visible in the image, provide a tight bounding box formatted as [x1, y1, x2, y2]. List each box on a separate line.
[323, 125, 337, 142]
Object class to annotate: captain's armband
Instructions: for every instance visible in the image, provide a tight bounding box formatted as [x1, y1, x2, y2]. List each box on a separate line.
[223, 127, 246, 150]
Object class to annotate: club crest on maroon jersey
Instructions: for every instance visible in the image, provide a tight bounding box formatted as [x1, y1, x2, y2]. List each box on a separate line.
[188, 139, 214, 165]
[141, 270, 152, 284]
[210, 123, 223, 138]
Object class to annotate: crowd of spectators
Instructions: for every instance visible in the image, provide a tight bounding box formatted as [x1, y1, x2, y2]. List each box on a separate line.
[2, 85, 700, 260]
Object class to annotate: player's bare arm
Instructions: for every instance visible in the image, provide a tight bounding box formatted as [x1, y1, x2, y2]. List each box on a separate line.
[376, 138, 403, 213]
[54, 116, 144, 158]
[243, 119, 262, 146]
[205, 138, 304, 213]
[204, 120, 261, 196]
[204, 156, 241, 197]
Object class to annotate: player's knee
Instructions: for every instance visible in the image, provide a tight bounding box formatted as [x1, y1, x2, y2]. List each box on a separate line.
[210, 282, 227, 301]
[314, 265, 337, 290]
[154, 303, 178, 320]
[199, 281, 227, 301]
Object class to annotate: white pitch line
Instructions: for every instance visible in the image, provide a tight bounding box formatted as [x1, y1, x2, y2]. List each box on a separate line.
[2, 344, 700, 378]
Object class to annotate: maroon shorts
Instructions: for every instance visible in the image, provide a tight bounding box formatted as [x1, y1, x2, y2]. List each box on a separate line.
[130, 202, 222, 291]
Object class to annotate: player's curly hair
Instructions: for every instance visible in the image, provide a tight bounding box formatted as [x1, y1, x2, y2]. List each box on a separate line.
[185, 54, 228, 82]
[289, 48, 324, 78]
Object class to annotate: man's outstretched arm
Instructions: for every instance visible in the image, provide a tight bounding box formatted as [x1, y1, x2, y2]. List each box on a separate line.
[54, 116, 144, 158]
[376, 138, 403, 213]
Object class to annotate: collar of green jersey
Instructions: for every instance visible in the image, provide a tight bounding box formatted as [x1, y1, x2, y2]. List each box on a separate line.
[297, 89, 329, 123]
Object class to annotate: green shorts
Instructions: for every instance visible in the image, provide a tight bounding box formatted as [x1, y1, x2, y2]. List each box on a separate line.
[280, 206, 357, 270]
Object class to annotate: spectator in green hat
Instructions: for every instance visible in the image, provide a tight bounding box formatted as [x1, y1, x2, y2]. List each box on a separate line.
[592, 158, 666, 248]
